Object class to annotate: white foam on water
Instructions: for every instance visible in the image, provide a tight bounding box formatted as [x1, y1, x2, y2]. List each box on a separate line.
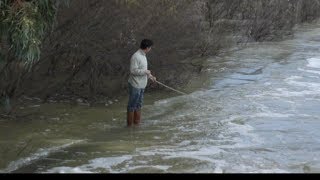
[245, 93, 271, 98]
[285, 76, 303, 81]
[271, 88, 317, 97]
[144, 115, 262, 163]
[45, 167, 92, 174]
[46, 155, 132, 173]
[226, 122, 263, 148]
[250, 112, 294, 118]
[307, 57, 320, 68]
[1, 140, 84, 173]
[286, 78, 320, 89]
[161, 146, 224, 161]
[225, 165, 289, 173]
[299, 68, 320, 75]
[190, 150, 290, 173]
[87, 156, 132, 171]
[265, 75, 320, 97]
[126, 165, 171, 172]
[47, 155, 173, 173]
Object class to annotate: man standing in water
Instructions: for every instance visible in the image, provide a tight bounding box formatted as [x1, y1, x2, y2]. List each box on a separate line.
[127, 39, 156, 127]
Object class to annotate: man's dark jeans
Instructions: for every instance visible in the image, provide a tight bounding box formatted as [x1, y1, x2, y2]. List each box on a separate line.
[127, 83, 145, 112]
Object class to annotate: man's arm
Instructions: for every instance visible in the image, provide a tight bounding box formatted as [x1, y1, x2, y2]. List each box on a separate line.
[130, 56, 149, 76]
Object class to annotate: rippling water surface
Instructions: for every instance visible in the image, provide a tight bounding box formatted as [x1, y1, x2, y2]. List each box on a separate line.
[1, 23, 320, 173]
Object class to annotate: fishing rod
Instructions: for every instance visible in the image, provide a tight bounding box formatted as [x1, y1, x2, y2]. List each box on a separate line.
[154, 80, 217, 107]
[155, 80, 187, 96]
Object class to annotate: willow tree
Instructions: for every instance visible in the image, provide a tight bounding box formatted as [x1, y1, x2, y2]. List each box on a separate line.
[0, 0, 66, 113]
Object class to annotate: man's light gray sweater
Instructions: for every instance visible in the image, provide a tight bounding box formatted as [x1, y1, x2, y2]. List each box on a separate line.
[128, 49, 148, 89]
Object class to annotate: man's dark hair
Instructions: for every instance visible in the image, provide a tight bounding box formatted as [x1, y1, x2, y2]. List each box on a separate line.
[140, 39, 153, 50]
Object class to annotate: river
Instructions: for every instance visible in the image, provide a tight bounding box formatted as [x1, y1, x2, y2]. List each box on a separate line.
[1, 23, 320, 173]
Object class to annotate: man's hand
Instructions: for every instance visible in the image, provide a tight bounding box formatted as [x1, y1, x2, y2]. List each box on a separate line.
[145, 70, 151, 76]
[149, 75, 157, 82]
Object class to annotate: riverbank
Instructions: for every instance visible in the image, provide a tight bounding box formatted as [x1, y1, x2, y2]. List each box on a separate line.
[3, 0, 320, 110]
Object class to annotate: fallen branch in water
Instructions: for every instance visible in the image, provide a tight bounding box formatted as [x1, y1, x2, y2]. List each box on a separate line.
[17, 139, 33, 157]
[0, 113, 37, 120]
[0, 113, 16, 119]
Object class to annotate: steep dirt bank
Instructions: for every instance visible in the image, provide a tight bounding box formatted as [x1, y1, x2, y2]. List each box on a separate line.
[20, 0, 208, 103]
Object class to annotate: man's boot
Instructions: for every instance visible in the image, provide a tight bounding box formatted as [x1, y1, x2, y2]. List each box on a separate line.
[134, 110, 141, 125]
[127, 111, 134, 127]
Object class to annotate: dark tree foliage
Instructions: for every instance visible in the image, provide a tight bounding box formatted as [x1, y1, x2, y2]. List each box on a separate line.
[0, 0, 67, 68]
